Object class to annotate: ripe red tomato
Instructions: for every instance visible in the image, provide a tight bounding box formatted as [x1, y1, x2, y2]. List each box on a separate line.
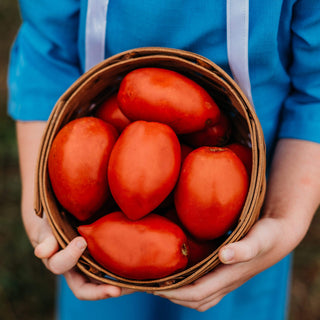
[94, 93, 131, 133]
[174, 147, 249, 240]
[187, 236, 218, 267]
[78, 211, 189, 280]
[156, 143, 193, 210]
[181, 112, 232, 147]
[117, 67, 221, 134]
[180, 143, 193, 163]
[227, 142, 252, 176]
[108, 120, 181, 220]
[163, 209, 216, 266]
[48, 117, 118, 221]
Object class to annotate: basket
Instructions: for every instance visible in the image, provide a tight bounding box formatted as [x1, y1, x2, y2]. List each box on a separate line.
[34, 47, 266, 291]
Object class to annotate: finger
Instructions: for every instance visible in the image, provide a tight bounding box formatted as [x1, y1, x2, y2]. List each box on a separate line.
[219, 218, 280, 264]
[194, 296, 224, 312]
[155, 261, 246, 302]
[64, 269, 123, 300]
[167, 294, 223, 311]
[219, 241, 259, 264]
[34, 234, 60, 259]
[154, 271, 217, 302]
[46, 237, 87, 274]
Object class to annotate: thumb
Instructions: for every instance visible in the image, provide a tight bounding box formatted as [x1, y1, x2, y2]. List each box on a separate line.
[218, 218, 278, 264]
[218, 240, 260, 264]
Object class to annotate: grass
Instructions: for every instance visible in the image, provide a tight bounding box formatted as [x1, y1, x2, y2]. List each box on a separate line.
[0, 1, 319, 319]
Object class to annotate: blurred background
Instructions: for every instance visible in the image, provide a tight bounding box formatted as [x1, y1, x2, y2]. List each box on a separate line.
[0, 1, 319, 319]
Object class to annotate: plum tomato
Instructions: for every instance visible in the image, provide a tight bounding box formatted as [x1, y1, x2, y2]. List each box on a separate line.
[117, 67, 221, 134]
[48, 117, 118, 221]
[163, 208, 217, 266]
[227, 142, 252, 176]
[174, 147, 249, 240]
[78, 211, 189, 280]
[180, 143, 193, 164]
[108, 120, 181, 220]
[94, 93, 131, 133]
[181, 111, 232, 147]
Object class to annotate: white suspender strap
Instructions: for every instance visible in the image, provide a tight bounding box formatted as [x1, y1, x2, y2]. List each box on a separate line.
[226, 0, 254, 106]
[84, 0, 253, 104]
[85, 0, 109, 72]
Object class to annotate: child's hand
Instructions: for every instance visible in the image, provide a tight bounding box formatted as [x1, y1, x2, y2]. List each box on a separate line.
[32, 214, 133, 300]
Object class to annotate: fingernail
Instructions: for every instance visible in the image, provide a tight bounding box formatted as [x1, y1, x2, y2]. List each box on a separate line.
[76, 238, 87, 250]
[220, 248, 234, 262]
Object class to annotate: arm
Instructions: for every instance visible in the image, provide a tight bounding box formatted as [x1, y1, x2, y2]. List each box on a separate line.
[17, 121, 129, 300]
[156, 138, 320, 311]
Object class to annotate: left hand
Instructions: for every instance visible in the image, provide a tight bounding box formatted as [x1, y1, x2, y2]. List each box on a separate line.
[153, 215, 295, 311]
[154, 139, 320, 311]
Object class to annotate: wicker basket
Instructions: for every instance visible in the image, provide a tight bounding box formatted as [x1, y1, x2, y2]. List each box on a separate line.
[34, 47, 266, 291]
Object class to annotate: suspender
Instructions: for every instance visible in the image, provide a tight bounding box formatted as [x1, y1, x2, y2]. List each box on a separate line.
[85, 0, 109, 71]
[85, 0, 253, 104]
[227, 0, 253, 105]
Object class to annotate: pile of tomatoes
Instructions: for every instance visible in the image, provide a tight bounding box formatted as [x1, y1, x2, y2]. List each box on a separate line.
[48, 67, 252, 280]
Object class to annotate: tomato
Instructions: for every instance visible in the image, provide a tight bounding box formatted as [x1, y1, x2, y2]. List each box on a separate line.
[108, 120, 181, 220]
[156, 143, 193, 211]
[181, 112, 232, 147]
[186, 236, 218, 267]
[174, 147, 249, 240]
[48, 117, 118, 221]
[227, 142, 252, 176]
[163, 209, 216, 266]
[180, 143, 193, 163]
[78, 211, 189, 280]
[94, 93, 131, 133]
[117, 67, 221, 134]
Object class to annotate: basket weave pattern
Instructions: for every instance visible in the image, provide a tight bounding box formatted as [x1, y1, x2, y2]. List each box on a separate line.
[34, 47, 266, 291]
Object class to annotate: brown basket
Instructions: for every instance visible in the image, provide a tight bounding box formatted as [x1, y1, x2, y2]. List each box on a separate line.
[34, 47, 266, 291]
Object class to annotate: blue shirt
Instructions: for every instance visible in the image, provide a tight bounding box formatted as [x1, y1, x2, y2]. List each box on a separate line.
[8, 0, 320, 158]
[7, 1, 320, 319]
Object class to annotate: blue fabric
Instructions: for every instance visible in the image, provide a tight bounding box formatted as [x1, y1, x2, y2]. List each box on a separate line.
[8, 1, 320, 151]
[57, 255, 292, 320]
[7, 1, 320, 319]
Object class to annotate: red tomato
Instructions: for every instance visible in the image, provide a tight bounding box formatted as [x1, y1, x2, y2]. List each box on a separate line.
[180, 143, 193, 163]
[174, 147, 249, 240]
[163, 209, 216, 266]
[117, 67, 221, 134]
[156, 143, 193, 211]
[94, 93, 131, 133]
[108, 120, 181, 220]
[78, 211, 189, 280]
[48, 117, 118, 221]
[181, 112, 232, 147]
[187, 236, 218, 267]
[227, 143, 252, 176]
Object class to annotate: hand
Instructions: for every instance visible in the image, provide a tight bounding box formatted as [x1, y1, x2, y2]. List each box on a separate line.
[153, 216, 294, 311]
[32, 214, 134, 300]
[154, 139, 320, 311]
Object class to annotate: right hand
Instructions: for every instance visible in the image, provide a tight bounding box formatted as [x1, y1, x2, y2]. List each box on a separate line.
[33, 214, 134, 300]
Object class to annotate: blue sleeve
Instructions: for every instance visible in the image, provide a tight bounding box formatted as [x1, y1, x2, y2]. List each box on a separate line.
[7, 0, 81, 121]
[279, 0, 320, 143]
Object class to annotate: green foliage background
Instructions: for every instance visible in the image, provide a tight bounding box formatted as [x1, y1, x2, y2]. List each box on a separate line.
[0, 1, 319, 319]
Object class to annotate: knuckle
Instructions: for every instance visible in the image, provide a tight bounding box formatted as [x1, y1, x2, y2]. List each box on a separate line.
[47, 262, 62, 275]
[196, 305, 208, 312]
